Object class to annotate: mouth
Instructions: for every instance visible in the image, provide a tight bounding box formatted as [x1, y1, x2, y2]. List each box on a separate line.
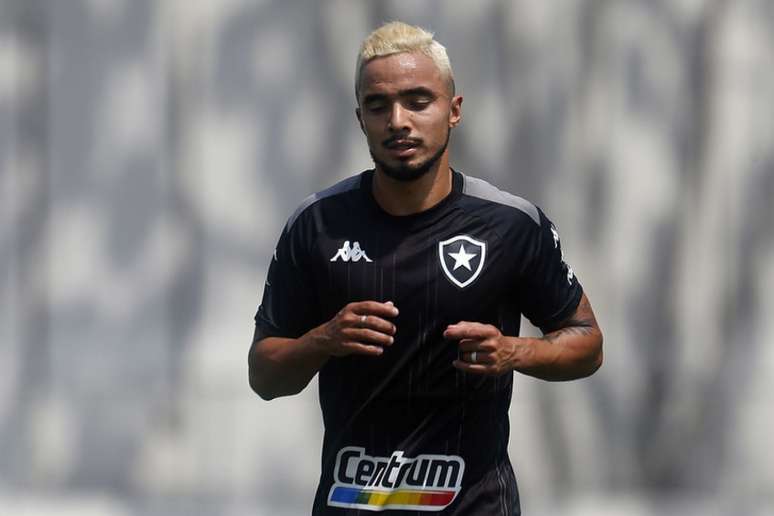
[384, 138, 421, 158]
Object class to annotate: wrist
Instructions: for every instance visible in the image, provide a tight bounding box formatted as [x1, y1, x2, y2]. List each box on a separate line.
[305, 323, 333, 358]
[506, 336, 537, 372]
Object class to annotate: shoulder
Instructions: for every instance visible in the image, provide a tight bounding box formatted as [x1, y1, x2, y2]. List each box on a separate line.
[285, 173, 364, 232]
[458, 172, 541, 227]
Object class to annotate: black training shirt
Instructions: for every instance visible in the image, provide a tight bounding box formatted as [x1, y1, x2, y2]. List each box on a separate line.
[255, 169, 583, 515]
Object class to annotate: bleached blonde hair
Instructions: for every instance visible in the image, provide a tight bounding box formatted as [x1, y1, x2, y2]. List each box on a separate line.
[355, 21, 455, 99]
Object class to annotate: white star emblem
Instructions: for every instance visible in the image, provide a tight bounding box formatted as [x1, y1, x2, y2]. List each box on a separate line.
[448, 243, 477, 271]
[438, 235, 487, 288]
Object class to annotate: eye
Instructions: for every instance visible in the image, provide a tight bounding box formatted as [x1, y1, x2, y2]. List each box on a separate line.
[365, 101, 388, 113]
[406, 97, 432, 111]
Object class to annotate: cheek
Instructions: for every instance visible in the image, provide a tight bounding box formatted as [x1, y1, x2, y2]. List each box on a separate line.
[361, 121, 383, 141]
[425, 116, 450, 142]
[367, 128, 385, 145]
[419, 109, 450, 131]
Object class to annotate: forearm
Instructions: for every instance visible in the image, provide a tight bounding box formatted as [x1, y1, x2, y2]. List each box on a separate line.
[508, 329, 603, 381]
[248, 325, 330, 400]
[249, 301, 399, 400]
[510, 293, 603, 381]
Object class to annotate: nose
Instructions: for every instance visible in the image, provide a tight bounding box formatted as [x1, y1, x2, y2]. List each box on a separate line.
[387, 102, 410, 132]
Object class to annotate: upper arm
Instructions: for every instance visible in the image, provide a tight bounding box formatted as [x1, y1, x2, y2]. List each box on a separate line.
[518, 208, 584, 330]
[540, 292, 600, 335]
[253, 219, 320, 342]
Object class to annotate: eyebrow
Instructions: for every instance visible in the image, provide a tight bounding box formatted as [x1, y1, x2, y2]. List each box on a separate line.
[362, 87, 437, 105]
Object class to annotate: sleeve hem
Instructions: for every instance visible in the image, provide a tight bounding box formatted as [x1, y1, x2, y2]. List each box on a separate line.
[531, 285, 583, 332]
[254, 314, 300, 341]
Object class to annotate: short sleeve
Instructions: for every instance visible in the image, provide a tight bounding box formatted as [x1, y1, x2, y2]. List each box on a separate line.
[518, 208, 583, 331]
[254, 219, 319, 340]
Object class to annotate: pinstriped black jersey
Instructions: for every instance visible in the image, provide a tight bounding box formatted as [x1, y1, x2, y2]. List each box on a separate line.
[254, 169, 583, 515]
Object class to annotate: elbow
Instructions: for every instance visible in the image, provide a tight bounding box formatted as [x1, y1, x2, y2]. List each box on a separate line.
[249, 367, 297, 401]
[567, 331, 603, 381]
[248, 349, 280, 401]
[248, 339, 280, 400]
[589, 349, 604, 376]
[586, 331, 604, 377]
[248, 363, 302, 401]
[249, 372, 277, 401]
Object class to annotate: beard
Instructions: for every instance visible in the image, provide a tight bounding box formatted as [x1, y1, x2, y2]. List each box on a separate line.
[370, 128, 450, 183]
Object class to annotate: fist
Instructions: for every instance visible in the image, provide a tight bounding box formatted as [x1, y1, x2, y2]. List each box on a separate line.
[444, 321, 515, 376]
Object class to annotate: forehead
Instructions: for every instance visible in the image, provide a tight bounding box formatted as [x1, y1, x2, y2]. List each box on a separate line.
[359, 51, 445, 96]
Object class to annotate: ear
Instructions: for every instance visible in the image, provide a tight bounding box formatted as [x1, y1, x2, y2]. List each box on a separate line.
[448, 95, 463, 128]
[355, 107, 366, 134]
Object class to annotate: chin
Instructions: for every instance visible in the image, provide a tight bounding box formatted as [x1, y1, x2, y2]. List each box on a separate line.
[372, 150, 445, 183]
[379, 161, 434, 182]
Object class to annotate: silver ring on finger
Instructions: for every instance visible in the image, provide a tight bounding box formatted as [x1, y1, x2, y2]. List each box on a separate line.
[471, 351, 477, 363]
[360, 314, 367, 326]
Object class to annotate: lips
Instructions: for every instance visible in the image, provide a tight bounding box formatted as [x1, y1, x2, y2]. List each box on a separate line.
[384, 138, 421, 150]
[384, 139, 421, 158]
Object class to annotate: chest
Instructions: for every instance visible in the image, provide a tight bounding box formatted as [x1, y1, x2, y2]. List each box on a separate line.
[311, 214, 517, 325]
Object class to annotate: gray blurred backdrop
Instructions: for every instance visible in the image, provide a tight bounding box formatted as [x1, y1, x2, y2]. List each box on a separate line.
[2, 1, 773, 515]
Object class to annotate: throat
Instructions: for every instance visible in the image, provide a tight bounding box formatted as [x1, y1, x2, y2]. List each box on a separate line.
[372, 164, 452, 216]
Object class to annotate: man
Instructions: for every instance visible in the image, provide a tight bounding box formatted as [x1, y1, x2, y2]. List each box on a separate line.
[249, 21, 603, 515]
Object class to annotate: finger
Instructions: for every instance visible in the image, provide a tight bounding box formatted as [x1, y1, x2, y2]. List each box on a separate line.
[461, 351, 493, 364]
[452, 360, 493, 375]
[343, 328, 394, 346]
[341, 342, 384, 356]
[356, 314, 397, 335]
[444, 322, 497, 340]
[458, 339, 499, 353]
[457, 339, 483, 352]
[444, 322, 481, 339]
[349, 300, 400, 318]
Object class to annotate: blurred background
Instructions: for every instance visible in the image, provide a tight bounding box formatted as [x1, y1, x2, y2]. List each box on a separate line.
[1, 0, 773, 515]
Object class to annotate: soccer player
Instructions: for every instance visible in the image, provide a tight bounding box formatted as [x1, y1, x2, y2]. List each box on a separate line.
[249, 21, 603, 515]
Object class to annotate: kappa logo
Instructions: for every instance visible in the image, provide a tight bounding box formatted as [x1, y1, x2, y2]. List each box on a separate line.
[328, 446, 465, 512]
[331, 240, 373, 263]
[438, 235, 486, 289]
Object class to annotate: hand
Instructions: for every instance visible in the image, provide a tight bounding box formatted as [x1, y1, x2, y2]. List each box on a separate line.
[444, 321, 517, 376]
[316, 301, 399, 357]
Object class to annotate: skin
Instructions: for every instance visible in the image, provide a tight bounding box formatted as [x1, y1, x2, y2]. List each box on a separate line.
[446, 293, 602, 380]
[356, 51, 462, 216]
[248, 51, 603, 400]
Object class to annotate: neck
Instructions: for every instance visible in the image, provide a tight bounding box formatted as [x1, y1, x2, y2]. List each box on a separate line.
[372, 154, 453, 216]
